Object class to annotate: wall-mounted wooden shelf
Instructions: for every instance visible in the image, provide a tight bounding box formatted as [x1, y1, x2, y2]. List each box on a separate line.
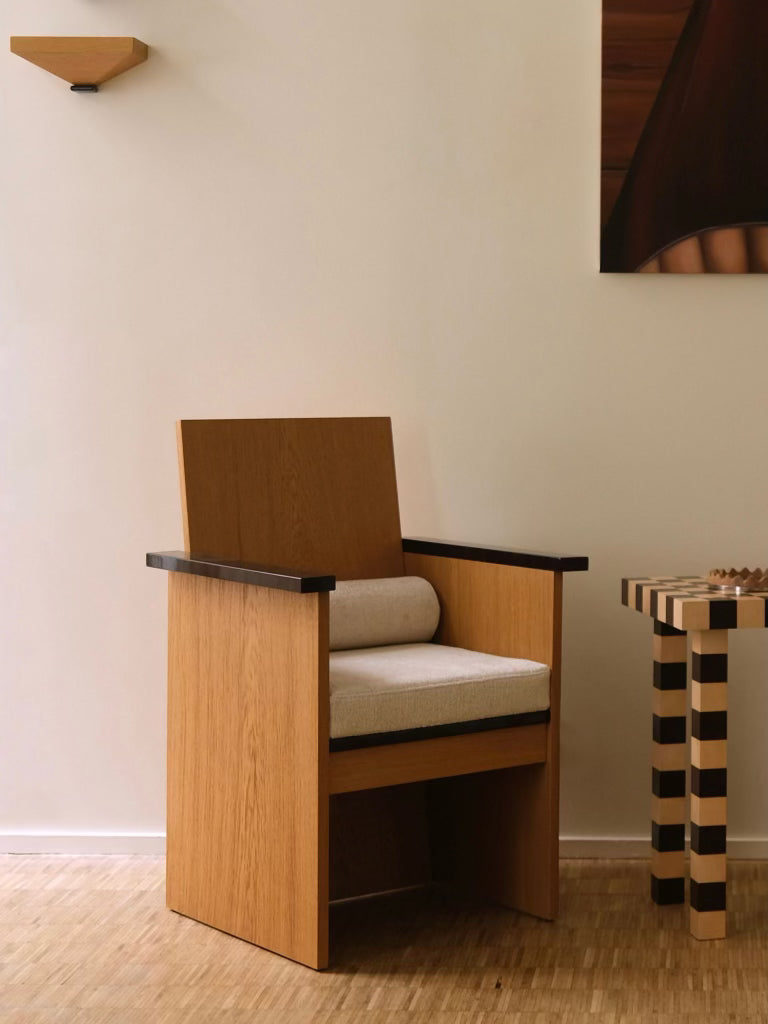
[10, 37, 148, 91]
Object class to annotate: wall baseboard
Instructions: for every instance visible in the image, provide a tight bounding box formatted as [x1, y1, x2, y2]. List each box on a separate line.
[0, 834, 166, 855]
[2, 834, 767, 859]
[560, 836, 768, 859]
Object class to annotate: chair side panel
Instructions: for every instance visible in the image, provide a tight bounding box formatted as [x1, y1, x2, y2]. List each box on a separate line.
[403, 553, 563, 920]
[402, 553, 559, 666]
[166, 573, 329, 968]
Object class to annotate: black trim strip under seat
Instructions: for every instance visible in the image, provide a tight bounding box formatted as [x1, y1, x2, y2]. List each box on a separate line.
[146, 551, 336, 593]
[329, 709, 550, 752]
[402, 538, 588, 573]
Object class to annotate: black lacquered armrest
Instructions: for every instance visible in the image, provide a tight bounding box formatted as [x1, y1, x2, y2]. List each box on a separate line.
[402, 537, 588, 573]
[146, 551, 336, 593]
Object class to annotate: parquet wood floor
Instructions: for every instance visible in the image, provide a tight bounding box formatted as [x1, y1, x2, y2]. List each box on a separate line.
[3, 856, 768, 1023]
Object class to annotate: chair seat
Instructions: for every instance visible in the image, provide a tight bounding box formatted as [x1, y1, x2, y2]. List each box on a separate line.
[329, 643, 550, 740]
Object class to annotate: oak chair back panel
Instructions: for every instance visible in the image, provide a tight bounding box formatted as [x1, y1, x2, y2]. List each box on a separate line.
[177, 418, 404, 581]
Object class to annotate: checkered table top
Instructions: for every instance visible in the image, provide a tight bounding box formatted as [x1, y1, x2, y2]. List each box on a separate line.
[622, 575, 768, 631]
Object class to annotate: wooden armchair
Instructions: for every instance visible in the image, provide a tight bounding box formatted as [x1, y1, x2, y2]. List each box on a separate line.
[147, 417, 587, 968]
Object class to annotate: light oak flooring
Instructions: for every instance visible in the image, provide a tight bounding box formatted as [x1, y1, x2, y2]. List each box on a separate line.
[3, 856, 768, 1023]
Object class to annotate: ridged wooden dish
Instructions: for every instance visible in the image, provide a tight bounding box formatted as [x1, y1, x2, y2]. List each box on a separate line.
[707, 567, 768, 592]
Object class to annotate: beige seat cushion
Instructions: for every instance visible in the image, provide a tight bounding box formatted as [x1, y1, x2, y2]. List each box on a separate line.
[329, 643, 550, 739]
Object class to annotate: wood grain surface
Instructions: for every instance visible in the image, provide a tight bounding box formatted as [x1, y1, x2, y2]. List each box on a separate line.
[170, 419, 570, 961]
[5, 854, 768, 1019]
[601, 1, 693, 223]
[166, 572, 329, 968]
[330, 785, 432, 900]
[177, 418, 404, 581]
[402, 553, 559, 666]
[402, 553, 564, 921]
[10, 36, 148, 86]
[329, 723, 548, 794]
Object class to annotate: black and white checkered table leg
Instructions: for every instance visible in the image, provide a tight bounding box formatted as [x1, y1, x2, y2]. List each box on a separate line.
[651, 620, 687, 905]
[690, 628, 728, 940]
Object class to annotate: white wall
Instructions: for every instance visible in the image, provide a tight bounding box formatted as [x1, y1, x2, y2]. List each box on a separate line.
[3, 0, 768, 853]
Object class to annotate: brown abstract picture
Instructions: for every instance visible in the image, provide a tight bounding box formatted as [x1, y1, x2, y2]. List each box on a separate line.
[601, 0, 768, 273]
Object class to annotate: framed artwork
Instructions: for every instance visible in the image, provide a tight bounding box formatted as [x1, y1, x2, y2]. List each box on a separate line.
[601, 0, 768, 273]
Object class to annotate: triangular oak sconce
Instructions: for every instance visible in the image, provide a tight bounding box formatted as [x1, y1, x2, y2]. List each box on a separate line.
[10, 37, 148, 92]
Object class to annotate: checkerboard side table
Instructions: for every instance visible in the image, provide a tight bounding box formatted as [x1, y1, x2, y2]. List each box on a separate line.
[622, 575, 768, 940]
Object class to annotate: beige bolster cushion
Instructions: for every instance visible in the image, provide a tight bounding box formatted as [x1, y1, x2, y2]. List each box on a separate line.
[329, 576, 440, 651]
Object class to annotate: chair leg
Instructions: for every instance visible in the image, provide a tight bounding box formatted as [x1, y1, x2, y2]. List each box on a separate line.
[427, 759, 559, 919]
